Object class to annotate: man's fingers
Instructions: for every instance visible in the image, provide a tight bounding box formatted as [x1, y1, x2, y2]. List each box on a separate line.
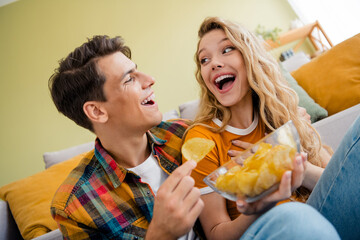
[182, 187, 202, 212]
[160, 160, 196, 191]
[185, 198, 204, 225]
[173, 175, 195, 200]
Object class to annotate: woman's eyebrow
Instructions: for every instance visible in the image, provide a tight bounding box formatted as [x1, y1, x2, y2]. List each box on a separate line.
[197, 37, 229, 56]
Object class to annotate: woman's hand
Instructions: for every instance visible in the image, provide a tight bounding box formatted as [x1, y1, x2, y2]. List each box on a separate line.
[235, 152, 307, 215]
[298, 106, 311, 124]
[228, 140, 252, 160]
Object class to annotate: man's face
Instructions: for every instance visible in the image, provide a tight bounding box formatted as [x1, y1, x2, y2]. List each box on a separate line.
[97, 52, 162, 132]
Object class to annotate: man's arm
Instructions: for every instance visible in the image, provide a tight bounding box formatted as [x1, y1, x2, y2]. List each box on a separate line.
[51, 206, 95, 240]
[146, 160, 204, 240]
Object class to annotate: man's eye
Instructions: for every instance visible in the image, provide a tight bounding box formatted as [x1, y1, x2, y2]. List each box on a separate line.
[125, 76, 134, 83]
[200, 58, 209, 64]
[223, 46, 234, 54]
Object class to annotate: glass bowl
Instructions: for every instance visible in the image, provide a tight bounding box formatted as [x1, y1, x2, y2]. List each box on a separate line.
[203, 120, 300, 203]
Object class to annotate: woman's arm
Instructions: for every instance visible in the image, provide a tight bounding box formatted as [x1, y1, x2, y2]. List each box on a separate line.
[199, 192, 259, 240]
[302, 161, 324, 190]
[201, 153, 306, 240]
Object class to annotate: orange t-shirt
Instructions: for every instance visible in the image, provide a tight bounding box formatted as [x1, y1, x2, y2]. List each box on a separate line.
[183, 116, 266, 220]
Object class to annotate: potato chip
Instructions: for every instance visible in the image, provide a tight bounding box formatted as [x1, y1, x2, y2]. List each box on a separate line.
[182, 138, 215, 163]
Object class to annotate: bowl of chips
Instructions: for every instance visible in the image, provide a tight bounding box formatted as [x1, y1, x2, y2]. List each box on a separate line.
[203, 120, 300, 203]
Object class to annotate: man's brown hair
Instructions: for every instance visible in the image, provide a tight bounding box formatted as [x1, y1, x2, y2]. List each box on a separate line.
[49, 35, 131, 132]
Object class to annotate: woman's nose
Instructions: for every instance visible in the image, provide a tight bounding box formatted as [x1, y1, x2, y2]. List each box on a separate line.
[211, 59, 224, 70]
[212, 64, 223, 70]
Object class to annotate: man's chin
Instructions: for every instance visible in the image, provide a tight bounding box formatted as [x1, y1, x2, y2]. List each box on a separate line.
[154, 112, 163, 125]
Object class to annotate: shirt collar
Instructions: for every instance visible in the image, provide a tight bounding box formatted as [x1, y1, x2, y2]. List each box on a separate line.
[94, 131, 167, 188]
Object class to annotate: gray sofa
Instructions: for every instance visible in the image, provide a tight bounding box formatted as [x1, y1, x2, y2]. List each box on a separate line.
[1, 101, 359, 240]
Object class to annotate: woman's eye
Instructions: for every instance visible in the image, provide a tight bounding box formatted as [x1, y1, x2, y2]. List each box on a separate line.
[223, 46, 234, 54]
[200, 57, 209, 64]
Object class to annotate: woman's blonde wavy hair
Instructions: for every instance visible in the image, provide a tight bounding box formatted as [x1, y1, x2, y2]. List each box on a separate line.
[191, 17, 323, 185]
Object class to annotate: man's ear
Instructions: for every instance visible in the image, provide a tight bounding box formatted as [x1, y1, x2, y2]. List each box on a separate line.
[83, 101, 108, 124]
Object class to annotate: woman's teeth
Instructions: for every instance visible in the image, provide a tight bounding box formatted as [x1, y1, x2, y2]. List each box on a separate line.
[215, 74, 234, 83]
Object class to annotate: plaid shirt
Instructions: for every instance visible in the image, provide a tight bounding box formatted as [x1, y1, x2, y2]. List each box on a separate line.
[51, 119, 196, 240]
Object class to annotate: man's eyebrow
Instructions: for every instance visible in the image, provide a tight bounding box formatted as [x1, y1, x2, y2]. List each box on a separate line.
[197, 37, 229, 56]
[121, 64, 137, 80]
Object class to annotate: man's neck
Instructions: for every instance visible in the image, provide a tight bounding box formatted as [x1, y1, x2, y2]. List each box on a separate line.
[97, 129, 151, 169]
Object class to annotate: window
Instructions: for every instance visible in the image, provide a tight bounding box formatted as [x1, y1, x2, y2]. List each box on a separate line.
[287, 0, 360, 45]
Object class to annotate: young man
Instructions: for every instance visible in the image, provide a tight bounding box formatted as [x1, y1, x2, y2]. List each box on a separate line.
[49, 35, 204, 239]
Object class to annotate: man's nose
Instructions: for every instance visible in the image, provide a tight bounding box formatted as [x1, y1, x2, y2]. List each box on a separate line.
[140, 72, 155, 87]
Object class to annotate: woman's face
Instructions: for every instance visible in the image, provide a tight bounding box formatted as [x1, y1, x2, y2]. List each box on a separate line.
[197, 29, 251, 108]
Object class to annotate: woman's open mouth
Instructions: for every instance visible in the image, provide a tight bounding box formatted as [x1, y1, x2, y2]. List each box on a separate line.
[214, 74, 236, 91]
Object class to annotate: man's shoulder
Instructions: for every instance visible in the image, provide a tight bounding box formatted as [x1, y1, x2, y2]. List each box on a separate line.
[51, 150, 99, 212]
[150, 118, 192, 139]
[159, 118, 192, 128]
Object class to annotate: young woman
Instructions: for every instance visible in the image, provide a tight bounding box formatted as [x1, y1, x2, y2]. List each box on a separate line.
[183, 17, 359, 240]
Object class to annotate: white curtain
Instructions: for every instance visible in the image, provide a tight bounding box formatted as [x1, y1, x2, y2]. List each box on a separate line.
[287, 0, 360, 45]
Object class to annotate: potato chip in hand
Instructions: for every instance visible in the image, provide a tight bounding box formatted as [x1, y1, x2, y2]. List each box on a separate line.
[182, 138, 215, 163]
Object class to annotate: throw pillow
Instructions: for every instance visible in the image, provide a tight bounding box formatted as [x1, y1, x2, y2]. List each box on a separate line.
[281, 65, 328, 123]
[179, 99, 199, 121]
[0, 151, 90, 239]
[162, 109, 180, 121]
[43, 142, 93, 169]
[291, 34, 360, 116]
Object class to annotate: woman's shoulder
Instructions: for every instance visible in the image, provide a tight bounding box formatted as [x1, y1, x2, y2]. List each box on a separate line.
[185, 121, 219, 139]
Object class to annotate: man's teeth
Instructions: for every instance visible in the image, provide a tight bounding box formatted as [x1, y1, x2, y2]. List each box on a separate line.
[141, 94, 155, 105]
[215, 74, 234, 83]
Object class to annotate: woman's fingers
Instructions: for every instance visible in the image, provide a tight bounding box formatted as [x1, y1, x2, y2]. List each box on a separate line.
[232, 140, 252, 149]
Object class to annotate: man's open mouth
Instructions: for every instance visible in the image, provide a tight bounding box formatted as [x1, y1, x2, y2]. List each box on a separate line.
[214, 74, 236, 90]
[141, 93, 155, 105]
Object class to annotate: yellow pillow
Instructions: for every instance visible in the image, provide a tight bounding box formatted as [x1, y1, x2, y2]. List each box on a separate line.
[291, 34, 360, 115]
[0, 152, 88, 239]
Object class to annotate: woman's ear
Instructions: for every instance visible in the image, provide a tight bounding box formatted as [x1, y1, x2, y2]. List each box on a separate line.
[83, 101, 108, 124]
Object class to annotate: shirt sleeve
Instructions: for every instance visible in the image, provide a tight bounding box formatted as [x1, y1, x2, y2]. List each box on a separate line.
[183, 126, 221, 189]
[51, 206, 96, 240]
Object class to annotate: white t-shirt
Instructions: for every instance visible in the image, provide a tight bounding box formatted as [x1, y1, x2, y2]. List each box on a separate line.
[128, 154, 197, 240]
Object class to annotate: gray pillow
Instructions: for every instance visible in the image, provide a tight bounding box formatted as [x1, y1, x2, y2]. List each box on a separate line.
[179, 99, 199, 121]
[281, 64, 328, 123]
[43, 142, 93, 169]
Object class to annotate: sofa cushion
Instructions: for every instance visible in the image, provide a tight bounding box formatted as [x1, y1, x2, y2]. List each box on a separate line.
[291, 33, 360, 116]
[162, 109, 180, 120]
[0, 152, 87, 239]
[179, 99, 199, 121]
[281, 66, 328, 123]
[43, 142, 93, 169]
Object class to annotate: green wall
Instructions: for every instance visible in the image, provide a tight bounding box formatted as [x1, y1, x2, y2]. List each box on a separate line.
[0, 0, 296, 186]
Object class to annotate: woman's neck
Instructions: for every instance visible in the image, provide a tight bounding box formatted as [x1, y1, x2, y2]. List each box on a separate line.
[228, 95, 254, 129]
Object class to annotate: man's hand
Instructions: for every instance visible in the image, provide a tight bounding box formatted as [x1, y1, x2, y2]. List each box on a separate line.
[235, 153, 307, 215]
[146, 160, 204, 240]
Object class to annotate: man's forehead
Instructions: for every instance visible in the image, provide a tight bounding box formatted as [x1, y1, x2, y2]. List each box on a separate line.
[97, 51, 135, 79]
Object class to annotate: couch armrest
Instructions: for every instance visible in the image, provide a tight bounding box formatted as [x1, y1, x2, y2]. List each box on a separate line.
[0, 200, 23, 240]
[313, 103, 360, 151]
[32, 229, 63, 240]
